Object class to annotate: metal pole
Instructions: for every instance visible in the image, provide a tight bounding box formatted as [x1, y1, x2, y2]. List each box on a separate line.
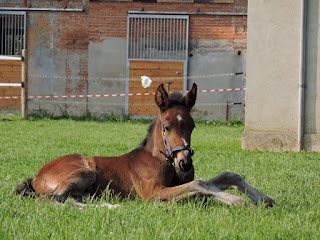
[298, 0, 307, 151]
[0, 7, 84, 12]
[128, 10, 247, 16]
[21, 49, 28, 119]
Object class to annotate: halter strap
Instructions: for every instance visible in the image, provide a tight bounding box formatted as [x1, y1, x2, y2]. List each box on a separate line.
[159, 116, 195, 164]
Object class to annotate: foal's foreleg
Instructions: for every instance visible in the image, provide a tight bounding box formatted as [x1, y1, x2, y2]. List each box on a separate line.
[152, 180, 243, 206]
[207, 171, 275, 207]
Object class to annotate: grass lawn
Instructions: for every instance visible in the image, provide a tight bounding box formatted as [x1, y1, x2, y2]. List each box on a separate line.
[0, 116, 319, 239]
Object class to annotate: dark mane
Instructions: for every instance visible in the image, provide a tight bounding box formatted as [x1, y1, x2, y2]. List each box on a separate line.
[140, 121, 155, 147]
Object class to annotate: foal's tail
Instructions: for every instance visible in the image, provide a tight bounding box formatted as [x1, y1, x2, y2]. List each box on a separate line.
[16, 178, 37, 197]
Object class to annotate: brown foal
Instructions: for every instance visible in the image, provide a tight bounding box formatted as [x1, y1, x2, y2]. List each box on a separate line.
[16, 83, 275, 207]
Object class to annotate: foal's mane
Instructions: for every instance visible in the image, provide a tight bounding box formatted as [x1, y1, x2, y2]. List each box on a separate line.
[140, 92, 186, 147]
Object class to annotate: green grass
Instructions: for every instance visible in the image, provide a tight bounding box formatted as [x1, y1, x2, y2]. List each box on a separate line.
[0, 117, 319, 239]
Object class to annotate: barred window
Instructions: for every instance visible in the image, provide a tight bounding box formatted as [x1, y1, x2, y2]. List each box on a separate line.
[0, 11, 26, 56]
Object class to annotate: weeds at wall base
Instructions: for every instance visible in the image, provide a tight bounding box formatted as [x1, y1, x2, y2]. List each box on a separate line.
[26, 110, 130, 122]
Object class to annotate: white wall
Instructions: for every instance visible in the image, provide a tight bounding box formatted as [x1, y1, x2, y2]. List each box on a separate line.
[243, 0, 320, 151]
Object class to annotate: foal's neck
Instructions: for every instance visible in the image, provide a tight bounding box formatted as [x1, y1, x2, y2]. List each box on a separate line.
[144, 117, 166, 161]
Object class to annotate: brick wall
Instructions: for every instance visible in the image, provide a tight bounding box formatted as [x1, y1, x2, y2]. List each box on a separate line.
[27, 11, 89, 102]
[0, 0, 247, 116]
[0, 0, 247, 47]
[89, 1, 247, 52]
[0, 0, 84, 8]
[1, 0, 247, 72]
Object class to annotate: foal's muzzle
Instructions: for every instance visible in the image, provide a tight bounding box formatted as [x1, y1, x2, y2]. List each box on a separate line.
[172, 146, 194, 172]
[160, 144, 195, 172]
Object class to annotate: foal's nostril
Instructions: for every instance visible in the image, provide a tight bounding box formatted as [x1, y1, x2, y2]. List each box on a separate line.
[179, 159, 192, 172]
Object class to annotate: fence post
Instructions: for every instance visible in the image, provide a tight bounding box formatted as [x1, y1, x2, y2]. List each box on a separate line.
[21, 49, 28, 119]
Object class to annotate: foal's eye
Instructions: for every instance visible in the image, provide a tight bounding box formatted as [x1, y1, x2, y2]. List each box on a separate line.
[164, 123, 172, 132]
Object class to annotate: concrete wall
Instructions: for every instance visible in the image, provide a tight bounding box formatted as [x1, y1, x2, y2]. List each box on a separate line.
[0, 0, 248, 120]
[26, 9, 89, 116]
[87, 1, 248, 120]
[243, 0, 320, 151]
[88, 39, 127, 117]
[188, 39, 246, 120]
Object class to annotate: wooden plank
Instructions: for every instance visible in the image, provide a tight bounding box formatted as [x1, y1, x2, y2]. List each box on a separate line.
[0, 87, 21, 96]
[0, 65, 22, 84]
[0, 73, 21, 83]
[0, 65, 21, 72]
[130, 61, 184, 70]
[128, 88, 183, 95]
[128, 94, 157, 115]
[129, 105, 158, 116]
[0, 77, 21, 83]
[0, 71, 21, 78]
[129, 69, 183, 78]
[130, 60, 183, 68]
[0, 64, 21, 69]
[129, 81, 182, 90]
[0, 100, 20, 110]
[128, 96, 154, 102]
[129, 96, 154, 102]
[129, 80, 183, 88]
[129, 78, 184, 85]
[128, 60, 184, 116]
[0, 66, 21, 74]
[0, 60, 22, 111]
[128, 77, 183, 83]
[157, 0, 193, 3]
[0, 60, 22, 66]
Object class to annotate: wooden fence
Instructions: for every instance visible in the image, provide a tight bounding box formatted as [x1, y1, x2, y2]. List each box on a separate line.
[0, 59, 21, 111]
[0, 50, 28, 118]
[128, 60, 184, 116]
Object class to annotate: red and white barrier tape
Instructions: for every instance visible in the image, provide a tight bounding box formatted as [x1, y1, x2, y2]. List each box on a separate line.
[29, 98, 241, 107]
[0, 87, 246, 100]
[198, 88, 246, 93]
[28, 72, 244, 82]
[0, 96, 21, 100]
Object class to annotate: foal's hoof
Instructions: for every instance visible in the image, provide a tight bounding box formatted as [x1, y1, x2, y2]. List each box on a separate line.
[260, 197, 276, 208]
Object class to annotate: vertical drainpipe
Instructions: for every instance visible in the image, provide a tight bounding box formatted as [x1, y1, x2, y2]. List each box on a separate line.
[298, 0, 307, 151]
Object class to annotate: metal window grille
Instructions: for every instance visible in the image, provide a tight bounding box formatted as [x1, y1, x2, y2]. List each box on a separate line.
[0, 11, 26, 56]
[127, 14, 189, 61]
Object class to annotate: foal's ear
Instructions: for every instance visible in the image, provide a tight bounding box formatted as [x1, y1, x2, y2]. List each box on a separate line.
[184, 83, 197, 110]
[155, 83, 170, 112]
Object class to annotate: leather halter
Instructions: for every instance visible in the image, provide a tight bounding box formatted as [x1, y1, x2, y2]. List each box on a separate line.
[159, 116, 195, 165]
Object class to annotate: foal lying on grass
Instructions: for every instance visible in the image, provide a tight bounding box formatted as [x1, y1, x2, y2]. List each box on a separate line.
[16, 83, 275, 208]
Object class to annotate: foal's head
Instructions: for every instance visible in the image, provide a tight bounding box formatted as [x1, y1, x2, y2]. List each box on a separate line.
[155, 83, 197, 179]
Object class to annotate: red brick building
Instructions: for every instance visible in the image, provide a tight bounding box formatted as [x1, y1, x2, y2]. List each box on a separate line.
[0, 0, 247, 119]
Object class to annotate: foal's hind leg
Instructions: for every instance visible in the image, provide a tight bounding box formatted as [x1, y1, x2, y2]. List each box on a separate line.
[207, 171, 275, 207]
[52, 169, 96, 202]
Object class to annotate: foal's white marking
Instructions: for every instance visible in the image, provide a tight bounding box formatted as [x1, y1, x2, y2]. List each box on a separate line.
[177, 114, 183, 122]
[182, 138, 188, 146]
